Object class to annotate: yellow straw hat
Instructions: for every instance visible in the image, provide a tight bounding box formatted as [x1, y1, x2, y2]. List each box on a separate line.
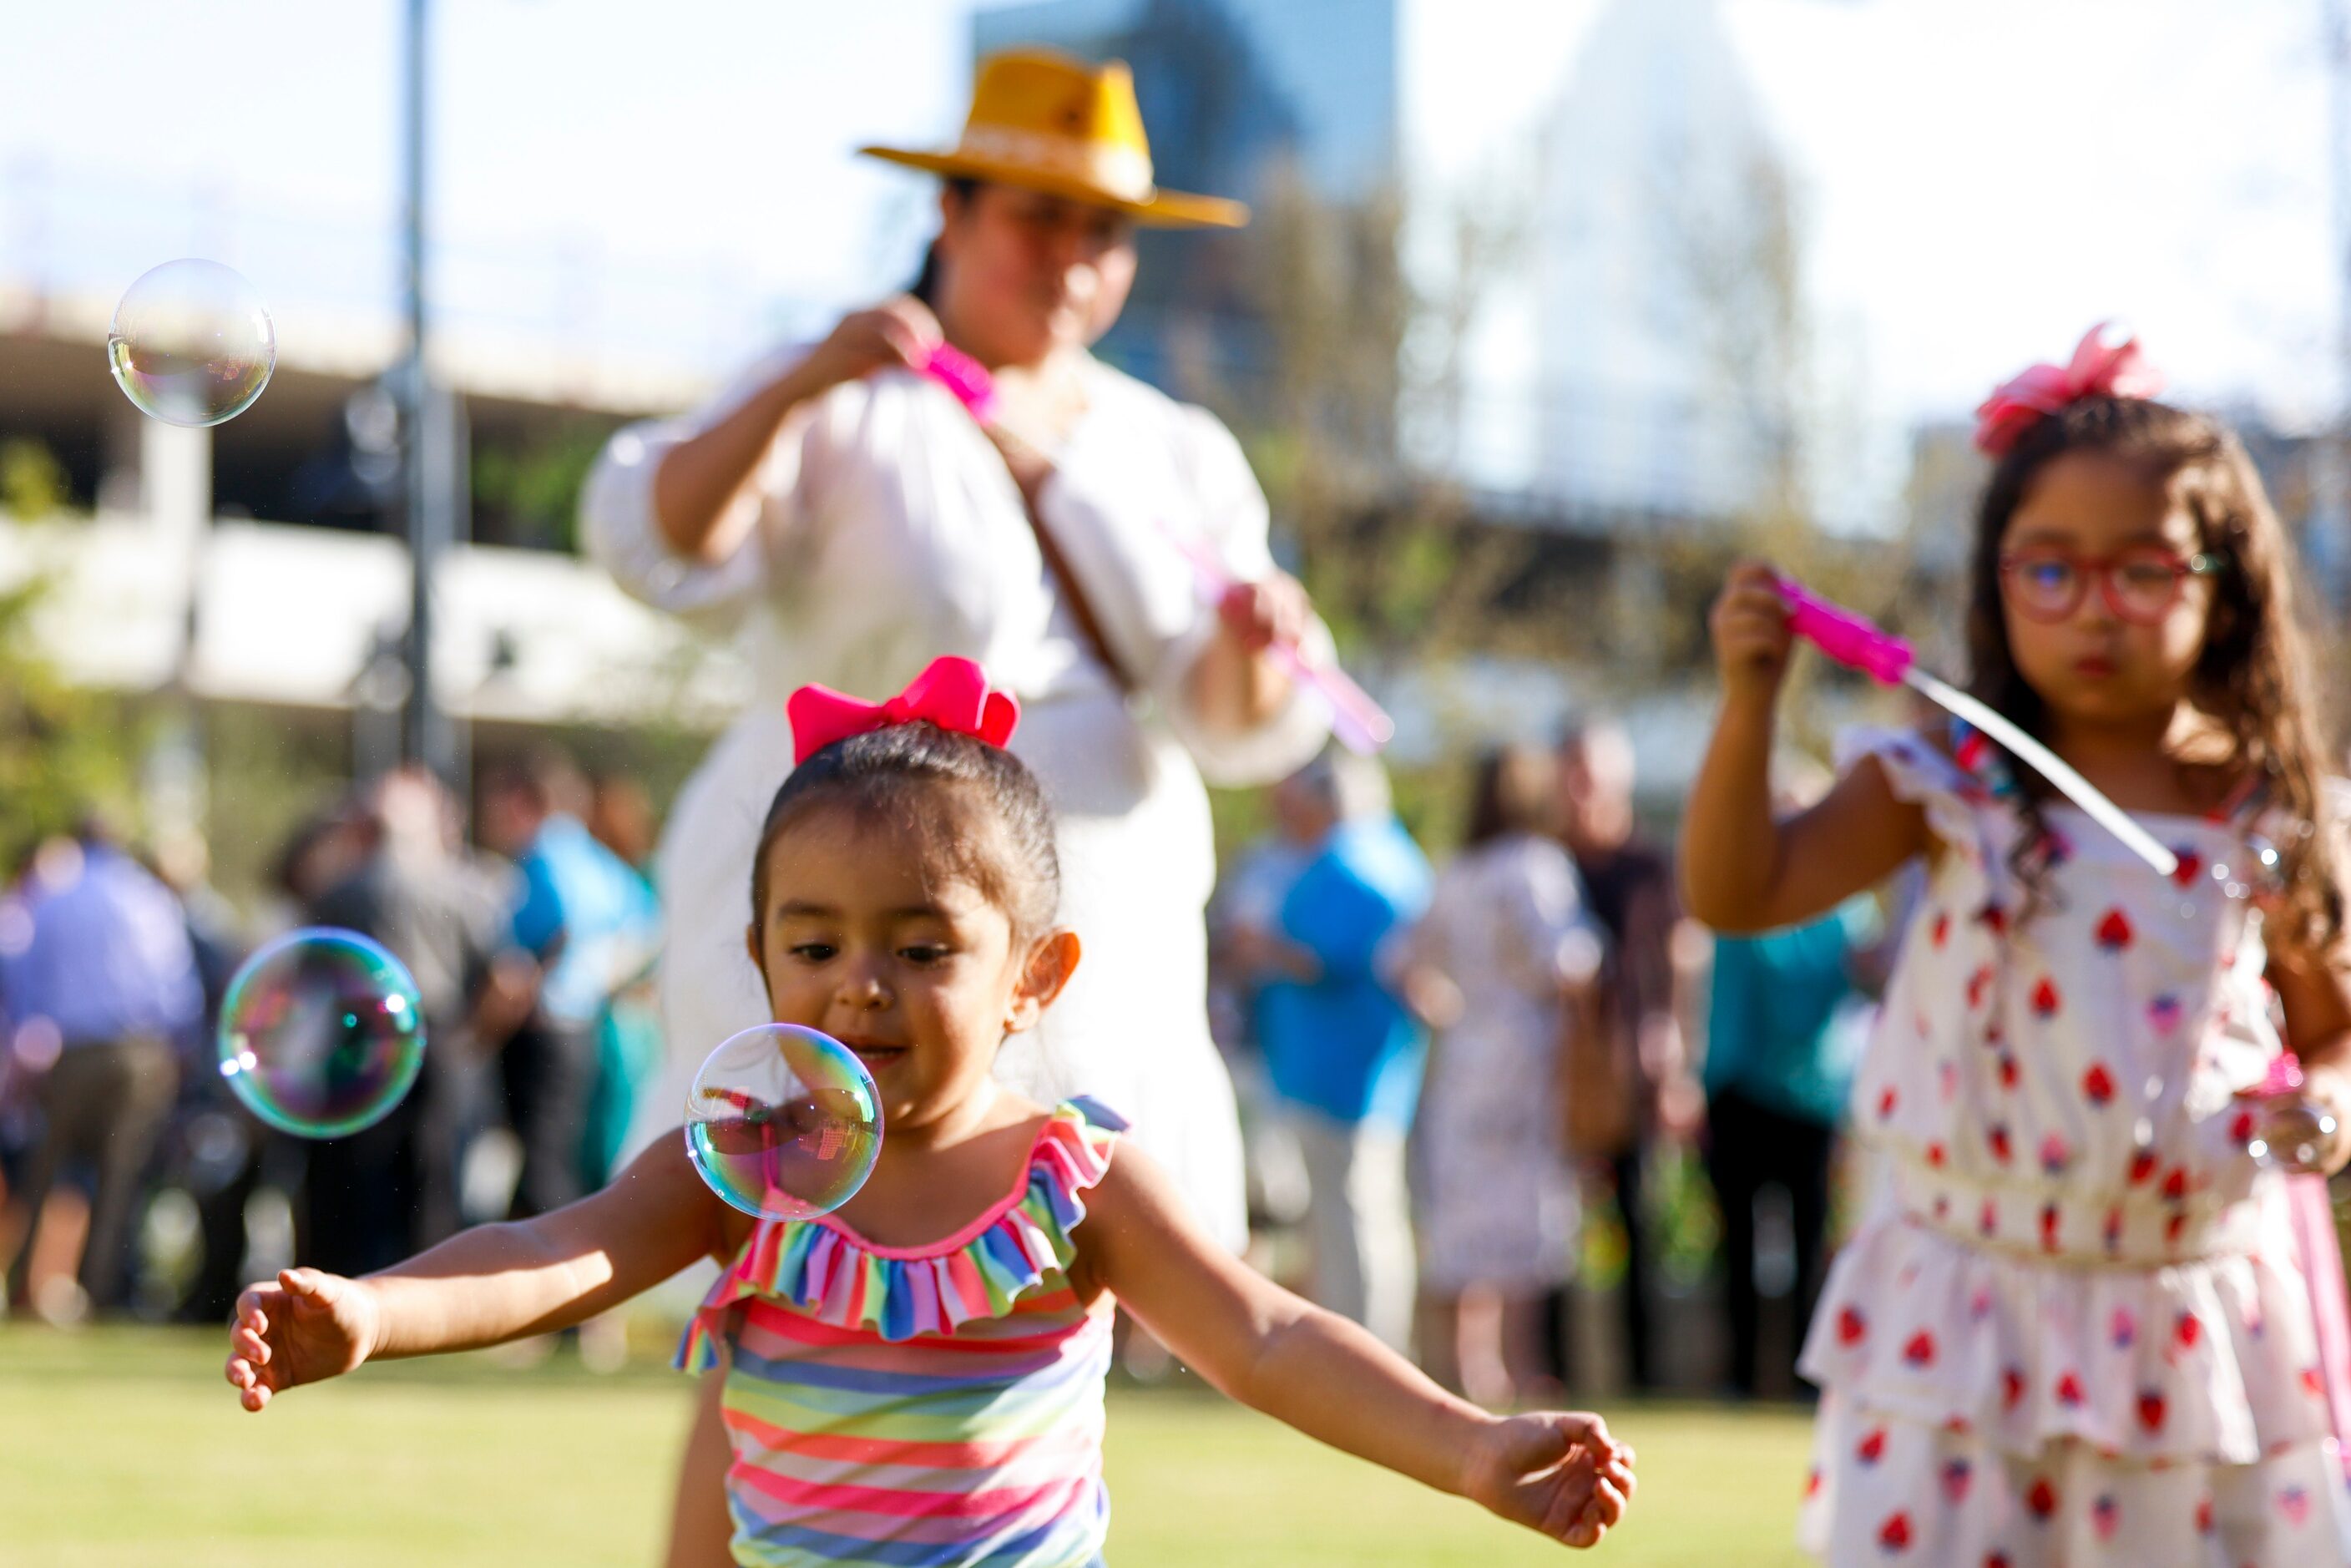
[860, 48, 1248, 229]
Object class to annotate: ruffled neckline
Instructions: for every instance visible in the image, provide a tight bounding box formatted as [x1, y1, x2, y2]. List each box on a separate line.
[680, 1098, 1125, 1362]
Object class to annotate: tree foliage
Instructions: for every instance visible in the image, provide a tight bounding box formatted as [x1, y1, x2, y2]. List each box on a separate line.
[0, 574, 137, 873]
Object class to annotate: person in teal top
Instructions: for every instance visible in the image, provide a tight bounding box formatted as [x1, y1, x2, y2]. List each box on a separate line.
[1701, 893, 1880, 1399]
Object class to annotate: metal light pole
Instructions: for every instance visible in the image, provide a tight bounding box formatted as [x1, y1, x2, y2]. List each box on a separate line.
[399, 0, 458, 782]
[2321, 0, 2351, 615]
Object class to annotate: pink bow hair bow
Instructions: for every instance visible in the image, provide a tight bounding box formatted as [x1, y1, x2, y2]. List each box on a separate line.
[1973, 322, 2166, 457]
[786, 655, 1020, 766]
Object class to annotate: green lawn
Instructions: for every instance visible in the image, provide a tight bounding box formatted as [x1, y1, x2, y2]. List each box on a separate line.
[0, 1325, 1813, 1566]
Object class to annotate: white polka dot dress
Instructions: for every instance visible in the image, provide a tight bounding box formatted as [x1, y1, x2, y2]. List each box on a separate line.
[1795, 731, 2351, 1567]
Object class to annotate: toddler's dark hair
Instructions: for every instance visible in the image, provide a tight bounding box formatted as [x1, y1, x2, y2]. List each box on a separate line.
[749, 722, 1060, 938]
[1965, 395, 2343, 957]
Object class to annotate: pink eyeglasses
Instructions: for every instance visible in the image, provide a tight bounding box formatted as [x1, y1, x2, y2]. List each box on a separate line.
[1997, 544, 2222, 625]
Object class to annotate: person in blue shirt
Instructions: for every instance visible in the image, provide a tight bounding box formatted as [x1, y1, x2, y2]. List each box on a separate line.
[1, 822, 201, 1315]
[478, 750, 660, 1220]
[1236, 751, 1432, 1350]
[1700, 783, 1883, 1401]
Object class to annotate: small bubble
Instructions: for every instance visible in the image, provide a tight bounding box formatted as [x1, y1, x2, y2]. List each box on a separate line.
[685, 1024, 882, 1222]
[215, 928, 423, 1138]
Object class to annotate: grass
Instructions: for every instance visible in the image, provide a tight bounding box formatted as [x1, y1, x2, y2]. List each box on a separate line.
[0, 1325, 1813, 1566]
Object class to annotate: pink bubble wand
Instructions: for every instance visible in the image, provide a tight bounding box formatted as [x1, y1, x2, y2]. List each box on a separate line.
[1155, 524, 1395, 754]
[1773, 576, 2177, 878]
[921, 343, 1395, 755]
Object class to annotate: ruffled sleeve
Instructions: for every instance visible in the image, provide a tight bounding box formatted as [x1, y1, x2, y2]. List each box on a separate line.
[678, 1099, 1125, 1369]
[1040, 394, 1334, 787]
[579, 345, 825, 633]
[1835, 724, 1988, 860]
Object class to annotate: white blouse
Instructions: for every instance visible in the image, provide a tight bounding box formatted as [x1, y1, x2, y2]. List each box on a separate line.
[581, 350, 1332, 1243]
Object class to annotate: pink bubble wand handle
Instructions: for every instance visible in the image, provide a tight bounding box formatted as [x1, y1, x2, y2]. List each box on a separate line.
[1772, 575, 2178, 879]
[1774, 575, 1915, 686]
[920, 343, 999, 425]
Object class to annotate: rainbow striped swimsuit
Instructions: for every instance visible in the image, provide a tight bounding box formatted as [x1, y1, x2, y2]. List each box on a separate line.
[680, 1100, 1122, 1567]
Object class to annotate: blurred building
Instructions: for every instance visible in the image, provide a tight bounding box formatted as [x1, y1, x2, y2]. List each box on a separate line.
[979, 0, 1802, 529]
[1531, 0, 1797, 519]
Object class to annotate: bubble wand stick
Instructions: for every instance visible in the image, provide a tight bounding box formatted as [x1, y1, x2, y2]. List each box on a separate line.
[1774, 576, 2177, 878]
[920, 343, 1396, 754]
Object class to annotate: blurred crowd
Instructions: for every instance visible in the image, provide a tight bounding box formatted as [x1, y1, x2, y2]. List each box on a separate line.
[0, 749, 660, 1356]
[1209, 721, 1891, 1406]
[0, 719, 1888, 1404]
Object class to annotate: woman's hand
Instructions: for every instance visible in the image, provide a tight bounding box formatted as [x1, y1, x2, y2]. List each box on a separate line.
[1217, 573, 1312, 654]
[1462, 1411, 1636, 1549]
[1710, 559, 1793, 702]
[801, 296, 943, 394]
[225, 1267, 382, 1413]
[1186, 570, 1312, 736]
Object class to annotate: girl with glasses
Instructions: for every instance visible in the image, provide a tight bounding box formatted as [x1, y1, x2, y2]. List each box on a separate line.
[1683, 326, 2351, 1565]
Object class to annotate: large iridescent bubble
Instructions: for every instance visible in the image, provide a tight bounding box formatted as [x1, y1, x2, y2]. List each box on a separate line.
[108, 259, 276, 427]
[685, 1024, 882, 1221]
[216, 928, 424, 1138]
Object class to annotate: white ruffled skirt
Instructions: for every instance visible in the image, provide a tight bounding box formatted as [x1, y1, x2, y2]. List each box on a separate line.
[1797, 1173, 2351, 1565]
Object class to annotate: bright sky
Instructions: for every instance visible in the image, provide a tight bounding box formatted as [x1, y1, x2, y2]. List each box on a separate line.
[0, 0, 2338, 430]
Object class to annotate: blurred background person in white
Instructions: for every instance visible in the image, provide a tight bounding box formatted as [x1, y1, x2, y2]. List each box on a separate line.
[1395, 744, 1604, 1404]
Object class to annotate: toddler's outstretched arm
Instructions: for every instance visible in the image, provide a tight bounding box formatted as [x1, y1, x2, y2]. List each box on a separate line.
[226, 1132, 731, 1411]
[1682, 560, 1926, 933]
[1084, 1144, 1635, 1549]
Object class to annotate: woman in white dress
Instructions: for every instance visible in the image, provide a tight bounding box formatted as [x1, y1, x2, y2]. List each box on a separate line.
[586, 48, 1331, 1245]
[1394, 745, 1604, 1406]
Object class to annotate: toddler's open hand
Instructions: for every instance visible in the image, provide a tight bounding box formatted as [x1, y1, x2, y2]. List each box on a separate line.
[224, 1267, 381, 1413]
[1465, 1410, 1636, 1549]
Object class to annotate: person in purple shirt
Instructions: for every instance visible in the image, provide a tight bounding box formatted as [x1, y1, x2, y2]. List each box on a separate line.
[2, 823, 200, 1315]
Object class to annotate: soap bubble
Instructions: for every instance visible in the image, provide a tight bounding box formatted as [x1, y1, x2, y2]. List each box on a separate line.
[2248, 1096, 2339, 1175]
[685, 1024, 882, 1221]
[217, 928, 423, 1138]
[108, 259, 276, 427]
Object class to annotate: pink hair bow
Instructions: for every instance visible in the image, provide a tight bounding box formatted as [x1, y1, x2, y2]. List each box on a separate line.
[786, 655, 1020, 766]
[1973, 322, 2166, 457]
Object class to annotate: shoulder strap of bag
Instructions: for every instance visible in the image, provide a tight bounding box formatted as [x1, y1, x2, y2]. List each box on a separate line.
[1004, 463, 1136, 696]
